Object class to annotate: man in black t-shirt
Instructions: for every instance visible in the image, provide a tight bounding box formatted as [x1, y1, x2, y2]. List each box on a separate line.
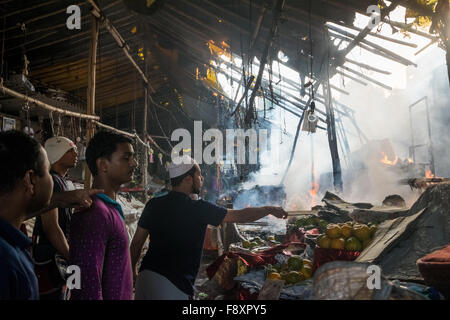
[130, 155, 287, 300]
[33, 136, 78, 300]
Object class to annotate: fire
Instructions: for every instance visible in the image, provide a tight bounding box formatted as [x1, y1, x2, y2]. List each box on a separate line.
[408, 158, 414, 164]
[309, 169, 319, 207]
[246, 203, 251, 208]
[426, 170, 435, 179]
[380, 152, 398, 166]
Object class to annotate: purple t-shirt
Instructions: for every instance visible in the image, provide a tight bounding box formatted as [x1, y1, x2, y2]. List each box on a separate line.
[69, 196, 132, 300]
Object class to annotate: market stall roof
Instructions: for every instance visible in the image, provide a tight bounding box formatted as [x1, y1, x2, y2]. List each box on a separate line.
[0, 0, 447, 144]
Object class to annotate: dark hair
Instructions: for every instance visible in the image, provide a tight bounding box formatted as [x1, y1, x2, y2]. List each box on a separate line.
[86, 130, 133, 176]
[170, 165, 197, 187]
[0, 130, 45, 195]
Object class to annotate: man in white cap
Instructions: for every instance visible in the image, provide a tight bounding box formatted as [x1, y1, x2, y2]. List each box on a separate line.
[130, 155, 288, 300]
[32, 136, 78, 300]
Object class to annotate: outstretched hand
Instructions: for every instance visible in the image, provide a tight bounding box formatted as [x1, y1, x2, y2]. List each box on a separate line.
[265, 206, 288, 219]
[52, 189, 104, 209]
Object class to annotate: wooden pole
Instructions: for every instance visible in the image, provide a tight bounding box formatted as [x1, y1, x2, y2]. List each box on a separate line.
[88, 0, 155, 94]
[246, 0, 285, 126]
[332, 0, 404, 67]
[141, 23, 149, 202]
[84, 15, 99, 189]
[323, 80, 343, 193]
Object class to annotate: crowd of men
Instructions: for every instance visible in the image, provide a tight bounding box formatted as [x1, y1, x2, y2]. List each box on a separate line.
[0, 129, 287, 300]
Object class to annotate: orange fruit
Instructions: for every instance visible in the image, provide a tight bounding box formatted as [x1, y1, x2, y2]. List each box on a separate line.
[330, 237, 346, 250]
[326, 224, 342, 239]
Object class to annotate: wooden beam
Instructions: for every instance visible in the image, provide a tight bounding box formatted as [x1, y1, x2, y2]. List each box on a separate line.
[338, 65, 393, 90]
[328, 21, 418, 48]
[344, 58, 391, 75]
[321, 0, 438, 40]
[246, 0, 285, 125]
[333, 0, 405, 66]
[84, 15, 100, 189]
[327, 24, 417, 67]
[323, 80, 343, 192]
[335, 70, 369, 86]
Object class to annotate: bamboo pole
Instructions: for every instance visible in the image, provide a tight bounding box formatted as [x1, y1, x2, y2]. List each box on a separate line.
[338, 65, 393, 90]
[333, 0, 404, 66]
[328, 21, 418, 48]
[246, 0, 285, 125]
[141, 23, 149, 201]
[335, 70, 369, 86]
[321, 0, 438, 40]
[327, 27, 417, 67]
[0, 83, 99, 120]
[84, 15, 99, 189]
[344, 58, 391, 75]
[88, 0, 154, 93]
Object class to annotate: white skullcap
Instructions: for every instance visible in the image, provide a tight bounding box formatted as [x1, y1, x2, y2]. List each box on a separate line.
[168, 155, 198, 178]
[45, 136, 77, 165]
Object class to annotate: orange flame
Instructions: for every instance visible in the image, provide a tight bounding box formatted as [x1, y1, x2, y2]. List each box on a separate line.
[408, 158, 414, 164]
[380, 152, 398, 166]
[309, 169, 319, 207]
[426, 170, 435, 179]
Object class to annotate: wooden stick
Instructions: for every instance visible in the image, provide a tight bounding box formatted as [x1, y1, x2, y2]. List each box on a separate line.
[338, 66, 393, 90]
[328, 29, 417, 67]
[327, 21, 418, 48]
[344, 58, 391, 75]
[335, 70, 369, 86]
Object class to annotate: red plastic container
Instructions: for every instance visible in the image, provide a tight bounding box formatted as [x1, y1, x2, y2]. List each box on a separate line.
[312, 247, 361, 273]
[417, 245, 450, 299]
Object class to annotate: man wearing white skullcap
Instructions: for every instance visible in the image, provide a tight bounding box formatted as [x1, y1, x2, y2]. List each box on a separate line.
[32, 136, 78, 300]
[131, 155, 288, 300]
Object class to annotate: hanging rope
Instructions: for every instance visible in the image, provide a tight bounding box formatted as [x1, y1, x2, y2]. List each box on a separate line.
[56, 113, 62, 137]
[49, 111, 55, 136]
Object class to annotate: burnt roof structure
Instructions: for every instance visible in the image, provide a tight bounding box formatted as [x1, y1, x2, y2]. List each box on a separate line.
[0, 0, 448, 188]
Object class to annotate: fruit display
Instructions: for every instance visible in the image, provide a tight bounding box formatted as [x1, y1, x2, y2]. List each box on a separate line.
[316, 222, 377, 252]
[241, 235, 280, 250]
[289, 216, 329, 232]
[265, 256, 314, 285]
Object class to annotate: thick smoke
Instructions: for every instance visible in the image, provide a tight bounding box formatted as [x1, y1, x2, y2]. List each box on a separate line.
[247, 46, 449, 210]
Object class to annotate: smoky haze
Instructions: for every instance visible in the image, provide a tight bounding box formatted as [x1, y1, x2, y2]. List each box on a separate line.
[246, 47, 449, 210]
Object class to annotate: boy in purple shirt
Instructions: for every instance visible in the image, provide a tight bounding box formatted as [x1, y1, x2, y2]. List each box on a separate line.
[69, 131, 137, 300]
